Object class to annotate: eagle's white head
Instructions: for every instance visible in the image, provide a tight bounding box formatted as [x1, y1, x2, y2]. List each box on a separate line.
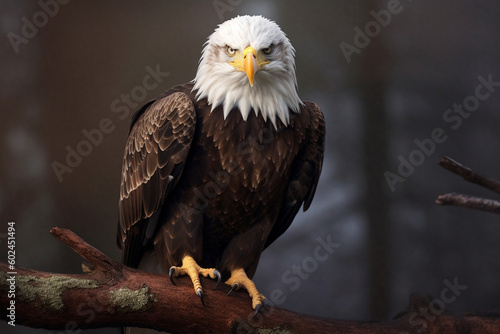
[193, 15, 302, 128]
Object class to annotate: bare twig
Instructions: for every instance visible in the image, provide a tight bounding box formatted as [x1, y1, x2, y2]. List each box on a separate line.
[1, 228, 500, 333]
[436, 157, 500, 214]
[438, 156, 500, 194]
[436, 193, 500, 214]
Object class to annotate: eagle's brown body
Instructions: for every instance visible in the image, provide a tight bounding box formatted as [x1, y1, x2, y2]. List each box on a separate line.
[117, 83, 325, 281]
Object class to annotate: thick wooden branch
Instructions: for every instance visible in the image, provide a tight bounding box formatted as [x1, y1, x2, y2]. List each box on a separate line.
[1, 228, 500, 333]
[436, 157, 500, 214]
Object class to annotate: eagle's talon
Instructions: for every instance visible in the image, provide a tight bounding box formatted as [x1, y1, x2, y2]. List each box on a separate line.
[227, 283, 239, 295]
[168, 256, 218, 305]
[168, 267, 176, 285]
[213, 269, 222, 289]
[197, 288, 205, 306]
[261, 298, 268, 310]
[250, 303, 262, 320]
[225, 268, 267, 311]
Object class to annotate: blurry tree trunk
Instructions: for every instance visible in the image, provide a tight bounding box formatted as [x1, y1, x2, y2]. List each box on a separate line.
[354, 1, 392, 320]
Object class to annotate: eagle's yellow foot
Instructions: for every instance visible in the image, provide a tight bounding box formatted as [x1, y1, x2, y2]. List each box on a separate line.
[226, 268, 267, 317]
[169, 255, 221, 306]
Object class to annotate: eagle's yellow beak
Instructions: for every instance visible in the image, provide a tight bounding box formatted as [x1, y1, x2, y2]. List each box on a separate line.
[243, 46, 258, 87]
[229, 46, 270, 87]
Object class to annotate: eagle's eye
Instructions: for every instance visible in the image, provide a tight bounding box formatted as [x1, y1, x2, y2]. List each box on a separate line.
[263, 45, 273, 55]
[226, 45, 236, 56]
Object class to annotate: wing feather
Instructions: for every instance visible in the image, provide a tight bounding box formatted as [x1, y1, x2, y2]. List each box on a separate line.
[265, 102, 325, 248]
[117, 92, 196, 267]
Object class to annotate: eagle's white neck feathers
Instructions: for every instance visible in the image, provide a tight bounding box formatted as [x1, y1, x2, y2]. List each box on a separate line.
[192, 15, 302, 128]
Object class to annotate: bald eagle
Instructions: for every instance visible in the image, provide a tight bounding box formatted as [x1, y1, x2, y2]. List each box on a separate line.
[117, 15, 325, 314]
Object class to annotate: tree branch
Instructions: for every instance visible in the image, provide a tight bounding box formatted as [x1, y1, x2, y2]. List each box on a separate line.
[436, 193, 500, 214]
[1, 228, 500, 333]
[438, 156, 500, 194]
[436, 156, 500, 214]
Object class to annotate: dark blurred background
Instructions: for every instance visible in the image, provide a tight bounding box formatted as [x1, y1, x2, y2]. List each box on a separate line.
[1, 0, 500, 333]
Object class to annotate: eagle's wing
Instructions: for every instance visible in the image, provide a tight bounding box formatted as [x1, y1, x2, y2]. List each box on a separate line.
[265, 101, 325, 248]
[117, 92, 196, 267]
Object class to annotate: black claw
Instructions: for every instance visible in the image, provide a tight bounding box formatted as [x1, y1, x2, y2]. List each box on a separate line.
[227, 283, 239, 295]
[197, 288, 205, 306]
[250, 303, 262, 320]
[261, 298, 268, 310]
[168, 267, 176, 286]
[213, 269, 222, 289]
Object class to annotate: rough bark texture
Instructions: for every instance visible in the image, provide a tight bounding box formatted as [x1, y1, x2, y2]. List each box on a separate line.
[1, 228, 500, 333]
